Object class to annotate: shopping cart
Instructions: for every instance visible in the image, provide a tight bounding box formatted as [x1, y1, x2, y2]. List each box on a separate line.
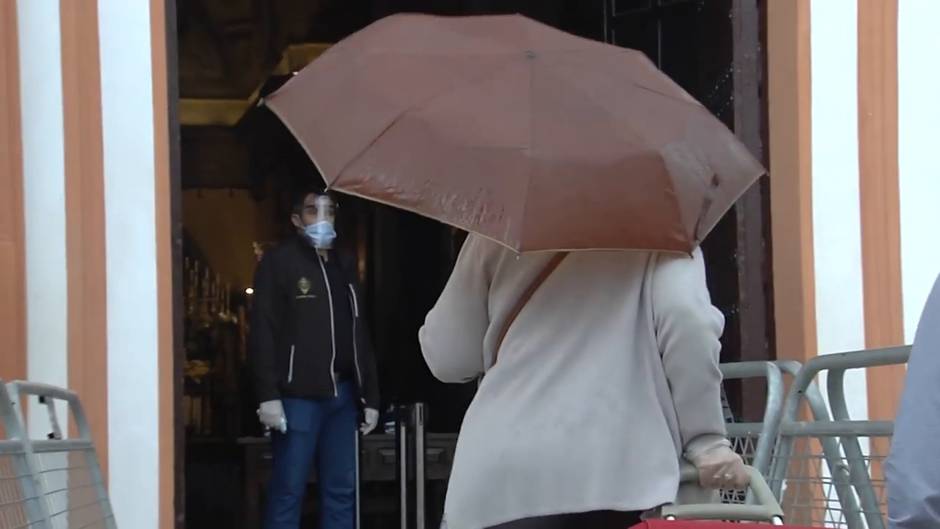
[632, 464, 818, 527]
[1, 380, 117, 529]
[767, 347, 911, 529]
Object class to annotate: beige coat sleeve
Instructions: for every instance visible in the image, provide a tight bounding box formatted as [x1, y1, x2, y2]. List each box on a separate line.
[651, 248, 729, 458]
[419, 235, 493, 383]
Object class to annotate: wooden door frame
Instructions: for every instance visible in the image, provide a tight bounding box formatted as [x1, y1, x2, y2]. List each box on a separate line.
[162, 0, 186, 527]
[162, 0, 777, 522]
[602, 0, 775, 419]
[731, 0, 775, 419]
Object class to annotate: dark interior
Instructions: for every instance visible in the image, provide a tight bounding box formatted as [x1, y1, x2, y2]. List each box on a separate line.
[176, 1, 771, 527]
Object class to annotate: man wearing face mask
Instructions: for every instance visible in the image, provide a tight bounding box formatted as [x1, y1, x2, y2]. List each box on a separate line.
[249, 189, 380, 529]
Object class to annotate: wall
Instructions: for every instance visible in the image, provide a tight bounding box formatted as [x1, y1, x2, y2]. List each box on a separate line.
[17, 0, 71, 435]
[770, 0, 933, 421]
[182, 189, 280, 291]
[809, 0, 868, 418]
[98, 0, 162, 525]
[898, 0, 940, 341]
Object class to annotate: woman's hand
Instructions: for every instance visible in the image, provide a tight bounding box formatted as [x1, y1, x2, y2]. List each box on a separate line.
[690, 445, 750, 490]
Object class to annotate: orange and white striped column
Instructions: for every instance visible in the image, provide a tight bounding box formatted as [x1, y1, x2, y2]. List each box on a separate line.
[769, 0, 939, 418]
[4, 1, 175, 528]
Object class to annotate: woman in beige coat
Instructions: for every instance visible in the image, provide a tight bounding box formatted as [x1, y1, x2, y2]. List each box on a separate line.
[419, 234, 749, 529]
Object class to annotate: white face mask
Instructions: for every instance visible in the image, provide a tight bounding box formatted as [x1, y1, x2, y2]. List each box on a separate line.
[304, 220, 336, 249]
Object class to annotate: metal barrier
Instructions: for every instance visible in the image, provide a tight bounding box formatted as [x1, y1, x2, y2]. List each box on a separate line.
[767, 347, 911, 529]
[3, 381, 117, 529]
[396, 403, 428, 529]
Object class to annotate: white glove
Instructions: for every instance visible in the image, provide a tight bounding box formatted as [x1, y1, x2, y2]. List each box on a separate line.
[360, 408, 379, 435]
[257, 400, 287, 433]
[689, 444, 750, 490]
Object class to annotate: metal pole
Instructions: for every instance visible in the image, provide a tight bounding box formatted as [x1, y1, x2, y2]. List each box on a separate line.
[399, 407, 409, 529]
[355, 431, 361, 529]
[414, 403, 427, 529]
[828, 369, 887, 529]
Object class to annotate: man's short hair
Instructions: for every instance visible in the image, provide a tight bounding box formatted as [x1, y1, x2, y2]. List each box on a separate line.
[291, 187, 331, 215]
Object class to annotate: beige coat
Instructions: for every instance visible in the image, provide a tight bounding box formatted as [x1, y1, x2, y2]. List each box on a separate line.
[419, 234, 729, 529]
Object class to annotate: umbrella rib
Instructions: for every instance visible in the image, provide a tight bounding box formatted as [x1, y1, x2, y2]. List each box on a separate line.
[517, 50, 536, 253]
[331, 58, 525, 185]
[263, 98, 333, 188]
[357, 48, 590, 58]
[598, 46, 705, 108]
[549, 48, 704, 110]
[628, 81, 703, 109]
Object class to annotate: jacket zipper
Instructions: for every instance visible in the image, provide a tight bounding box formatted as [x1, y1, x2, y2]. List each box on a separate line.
[317, 253, 338, 396]
[348, 284, 364, 396]
[287, 345, 296, 383]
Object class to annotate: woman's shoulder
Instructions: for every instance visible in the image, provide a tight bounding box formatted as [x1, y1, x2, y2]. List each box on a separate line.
[460, 233, 515, 272]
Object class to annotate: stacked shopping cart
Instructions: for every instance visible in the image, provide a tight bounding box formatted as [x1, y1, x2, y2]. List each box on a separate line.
[0, 381, 115, 529]
[654, 346, 910, 528]
[1, 346, 910, 529]
[767, 348, 909, 529]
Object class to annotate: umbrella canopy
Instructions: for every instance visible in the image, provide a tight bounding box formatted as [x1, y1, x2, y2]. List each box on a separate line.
[265, 13, 765, 253]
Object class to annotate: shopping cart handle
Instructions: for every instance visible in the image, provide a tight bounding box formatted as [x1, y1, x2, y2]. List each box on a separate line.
[678, 464, 699, 484]
[662, 465, 785, 525]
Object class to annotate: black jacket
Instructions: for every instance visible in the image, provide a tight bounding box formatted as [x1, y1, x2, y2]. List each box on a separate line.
[249, 236, 380, 408]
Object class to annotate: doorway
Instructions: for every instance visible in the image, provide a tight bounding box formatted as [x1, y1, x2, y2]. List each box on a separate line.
[170, 1, 772, 527]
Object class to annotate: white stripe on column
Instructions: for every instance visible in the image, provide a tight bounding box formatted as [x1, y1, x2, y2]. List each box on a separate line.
[16, 0, 69, 436]
[809, 0, 868, 420]
[898, 0, 940, 342]
[98, 1, 159, 528]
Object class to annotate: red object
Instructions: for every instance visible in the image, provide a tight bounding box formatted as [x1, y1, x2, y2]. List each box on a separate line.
[630, 521, 818, 529]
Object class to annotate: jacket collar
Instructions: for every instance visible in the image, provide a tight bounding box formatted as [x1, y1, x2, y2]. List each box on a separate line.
[291, 233, 336, 261]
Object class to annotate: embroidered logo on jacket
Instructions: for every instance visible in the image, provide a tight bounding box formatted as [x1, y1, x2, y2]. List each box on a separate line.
[296, 277, 316, 299]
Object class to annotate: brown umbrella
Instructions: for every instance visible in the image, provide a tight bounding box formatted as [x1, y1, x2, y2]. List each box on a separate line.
[265, 13, 764, 253]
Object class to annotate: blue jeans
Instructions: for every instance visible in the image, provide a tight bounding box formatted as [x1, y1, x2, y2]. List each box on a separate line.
[264, 382, 358, 529]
